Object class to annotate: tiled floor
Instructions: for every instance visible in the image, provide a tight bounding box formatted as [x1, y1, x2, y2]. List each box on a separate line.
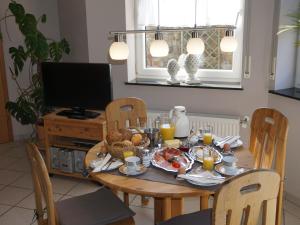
[0, 141, 299, 225]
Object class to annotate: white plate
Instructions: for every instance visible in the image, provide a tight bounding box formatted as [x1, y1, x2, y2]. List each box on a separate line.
[185, 167, 224, 186]
[119, 165, 147, 176]
[188, 146, 223, 164]
[215, 164, 247, 176]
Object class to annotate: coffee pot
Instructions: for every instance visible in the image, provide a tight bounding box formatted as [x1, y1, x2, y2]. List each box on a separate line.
[169, 106, 189, 138]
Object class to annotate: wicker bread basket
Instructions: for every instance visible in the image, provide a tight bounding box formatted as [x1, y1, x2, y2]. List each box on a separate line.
[106, 134, 150, 160]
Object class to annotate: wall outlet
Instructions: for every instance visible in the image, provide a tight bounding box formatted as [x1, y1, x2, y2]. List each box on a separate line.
[241, 115, 250, 128]
[269, 74, 275, 80]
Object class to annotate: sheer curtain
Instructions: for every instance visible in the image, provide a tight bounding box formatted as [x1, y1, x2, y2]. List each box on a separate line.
[136, 0, 242, 27]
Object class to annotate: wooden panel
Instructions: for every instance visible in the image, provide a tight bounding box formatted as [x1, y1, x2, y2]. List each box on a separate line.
[0, 39, 13, 143]
[249, 108, 288, 225]
[214, 170, 280, 225]
[105, 97, 147, 132]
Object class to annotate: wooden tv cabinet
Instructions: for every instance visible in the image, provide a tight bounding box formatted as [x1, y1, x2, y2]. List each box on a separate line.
[43, 110, 106, 179]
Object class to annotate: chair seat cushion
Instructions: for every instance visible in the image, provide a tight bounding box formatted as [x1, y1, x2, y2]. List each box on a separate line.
[56, 187, 135, 225]
[158, 209, 212, 225]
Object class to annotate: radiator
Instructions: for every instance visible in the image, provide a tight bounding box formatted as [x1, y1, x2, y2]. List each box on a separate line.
[147, 111, 240, 137]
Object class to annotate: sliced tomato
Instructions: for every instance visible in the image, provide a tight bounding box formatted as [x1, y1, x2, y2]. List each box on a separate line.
[172, 161, 181, 168]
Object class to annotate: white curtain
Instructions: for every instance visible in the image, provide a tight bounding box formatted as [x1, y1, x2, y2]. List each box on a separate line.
[136, 0, 242, 27]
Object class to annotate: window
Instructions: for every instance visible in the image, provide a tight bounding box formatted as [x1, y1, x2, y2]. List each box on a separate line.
[134, 0, 244, 83]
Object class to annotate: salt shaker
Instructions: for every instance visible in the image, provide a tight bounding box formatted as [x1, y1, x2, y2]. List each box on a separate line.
[142, 149, 151, 167]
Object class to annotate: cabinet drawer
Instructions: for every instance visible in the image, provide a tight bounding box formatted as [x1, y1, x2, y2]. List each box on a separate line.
[46, 123, 103, 140]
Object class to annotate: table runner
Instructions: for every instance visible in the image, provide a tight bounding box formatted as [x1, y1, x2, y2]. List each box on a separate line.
[104, 162, 220, 191]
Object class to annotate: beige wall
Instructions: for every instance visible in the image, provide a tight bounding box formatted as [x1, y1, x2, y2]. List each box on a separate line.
[57, 0, 89, 63]
[0, 0, 61, 140]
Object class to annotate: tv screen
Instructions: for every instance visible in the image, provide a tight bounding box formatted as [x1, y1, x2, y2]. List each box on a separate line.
[42, 62, 112, 111]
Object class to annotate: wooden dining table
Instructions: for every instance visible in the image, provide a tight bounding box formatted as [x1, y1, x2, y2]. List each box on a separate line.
[85, 142, 254, 224]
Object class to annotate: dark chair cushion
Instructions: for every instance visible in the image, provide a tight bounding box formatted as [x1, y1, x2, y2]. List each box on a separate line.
[56, 187, 135, 225]
[158, 208, 212, 225]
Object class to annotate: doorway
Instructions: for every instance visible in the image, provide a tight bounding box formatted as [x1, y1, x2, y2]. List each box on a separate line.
[0, 39, 13, 143]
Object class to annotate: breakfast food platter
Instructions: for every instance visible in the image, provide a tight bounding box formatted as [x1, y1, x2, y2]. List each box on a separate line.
[188, 146, 223, 164]
[151, 148, 194, 172]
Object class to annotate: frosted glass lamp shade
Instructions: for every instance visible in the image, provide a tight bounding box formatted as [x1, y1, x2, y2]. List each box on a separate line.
[187, 38, 205, 55]
[150, 40, 169, 57]
[220, 36, 238, 52]
[109, 41, 129, 60]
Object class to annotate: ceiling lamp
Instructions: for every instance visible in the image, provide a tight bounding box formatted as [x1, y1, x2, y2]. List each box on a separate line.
[187, 31, 205, 55]
[187, 0, 205, 55]
[150, 31, 169, 57]
[220, 29, 238, 53]
[109, 34, 129, 60]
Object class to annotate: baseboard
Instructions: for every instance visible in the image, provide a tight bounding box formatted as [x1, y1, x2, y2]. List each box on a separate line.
[285, 191, 300, 207]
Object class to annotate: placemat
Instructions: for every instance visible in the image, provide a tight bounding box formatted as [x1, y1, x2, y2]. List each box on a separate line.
[104, 162, 221, 191]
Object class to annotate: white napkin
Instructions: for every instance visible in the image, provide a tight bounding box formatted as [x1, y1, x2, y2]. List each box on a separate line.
[178, 174, 224, 184]
[214, 136, 242, 149]
[92, 153, 111, 172]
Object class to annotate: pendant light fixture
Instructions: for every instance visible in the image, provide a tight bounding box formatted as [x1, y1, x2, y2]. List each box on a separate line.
[187, 0, 205, 55]
[220, 29, 238, 52]
[220, 12, 240, 53]
[109, 34, 129, 60]
[149, 0, 169, 57]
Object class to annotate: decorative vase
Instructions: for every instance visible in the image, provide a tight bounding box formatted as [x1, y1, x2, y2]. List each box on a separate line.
[167, 59, 180, 84]
[184, 54, 201, 83]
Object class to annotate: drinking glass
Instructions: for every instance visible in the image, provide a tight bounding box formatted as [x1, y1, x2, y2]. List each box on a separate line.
[202, 148, 214, 171]
[160, 116, 175, 141]
[202, 126, 213, 145]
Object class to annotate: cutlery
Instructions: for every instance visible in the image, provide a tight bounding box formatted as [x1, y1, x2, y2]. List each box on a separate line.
[92, 153, 112, 172]
[215, 136, 232, 146]
[220, 136, 240, 148]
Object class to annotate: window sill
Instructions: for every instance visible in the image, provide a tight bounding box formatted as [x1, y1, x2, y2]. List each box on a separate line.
[125, 78, 243, 90]
[269, 88, 300, 101]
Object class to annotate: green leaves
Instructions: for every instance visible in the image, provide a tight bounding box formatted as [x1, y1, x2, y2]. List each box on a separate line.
[41, 14, 46, 23]
[6, 97, 38, 125]
[9, 46, 27, 76]
[9, 1, 25, 24]
[49, 38, 71, 62]
[3, 1, 71, 125]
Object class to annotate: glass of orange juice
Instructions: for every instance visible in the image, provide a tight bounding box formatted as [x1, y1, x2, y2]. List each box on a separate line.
[203, 148, 214, 170]
[160, 117, 175, 141]
[202, 126, 213, 145]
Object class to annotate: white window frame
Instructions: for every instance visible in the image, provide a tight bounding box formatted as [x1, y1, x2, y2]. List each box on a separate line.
[133, 1, 245, 83]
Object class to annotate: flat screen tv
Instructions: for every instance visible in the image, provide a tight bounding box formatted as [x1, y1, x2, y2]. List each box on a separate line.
[41, 62, 112, 119]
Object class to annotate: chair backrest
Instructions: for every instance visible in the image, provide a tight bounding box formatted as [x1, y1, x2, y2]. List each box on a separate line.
[105, 97, 147, 132]
[213, 170, 280, 225]
[26, 143, 57, 225]
[249, 108, 288, 225]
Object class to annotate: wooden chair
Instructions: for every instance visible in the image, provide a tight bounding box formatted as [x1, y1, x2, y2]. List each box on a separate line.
[159, 169, 281, 225]
[105, 97, 148, 205]
[249, 108, 288, 225]
[105, 97, 147, 132]
[26, 143, 135, 225]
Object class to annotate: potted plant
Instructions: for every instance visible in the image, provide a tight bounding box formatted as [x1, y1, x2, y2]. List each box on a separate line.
[0, 1, 70, 140]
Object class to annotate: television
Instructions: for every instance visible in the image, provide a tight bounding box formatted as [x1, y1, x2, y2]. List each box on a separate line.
[41, 62, 112, 119]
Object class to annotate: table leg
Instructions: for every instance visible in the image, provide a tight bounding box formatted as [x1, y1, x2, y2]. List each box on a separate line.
[200, 195, 209, 210]
[154, 197, 172, 223]
[123, 192, 129, 206]
[171, 198, 183, 217]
